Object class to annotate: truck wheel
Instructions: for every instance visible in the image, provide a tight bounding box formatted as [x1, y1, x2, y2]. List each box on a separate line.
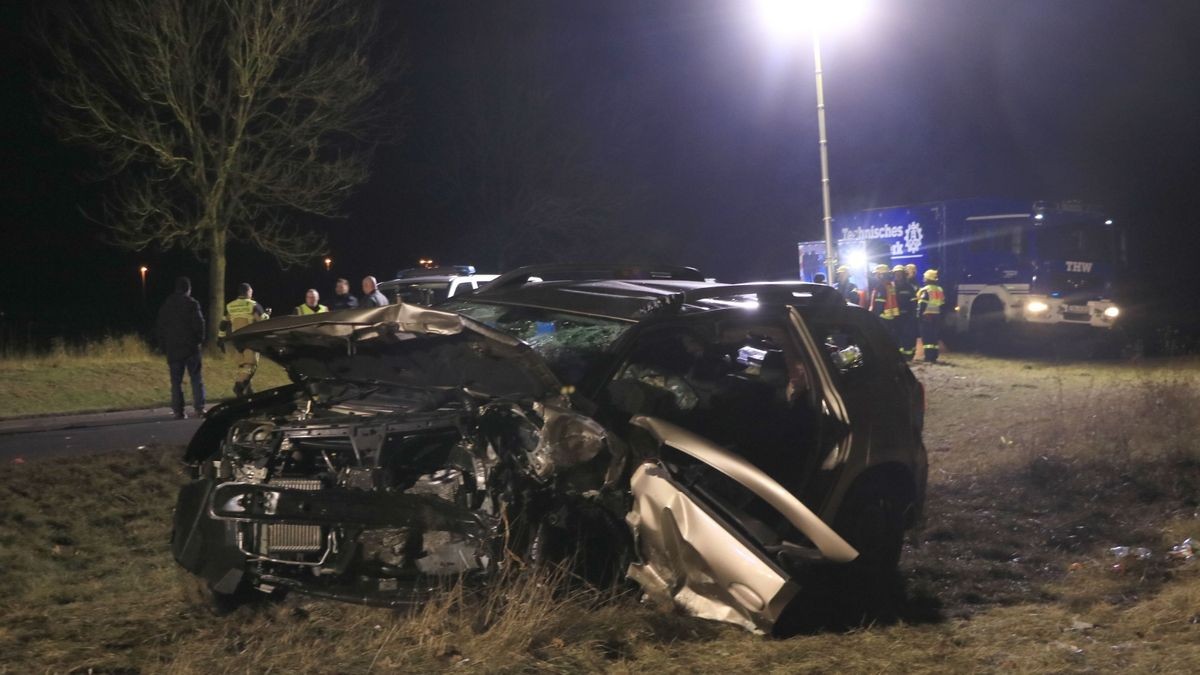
[968, 296, 1006, 354]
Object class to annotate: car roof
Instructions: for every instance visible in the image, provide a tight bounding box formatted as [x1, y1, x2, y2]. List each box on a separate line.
[462, 278, 848, 322]
[379, 274, 498, 287]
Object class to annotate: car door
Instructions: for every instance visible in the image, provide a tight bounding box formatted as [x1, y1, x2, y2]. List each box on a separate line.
[616, 309, 856, 632]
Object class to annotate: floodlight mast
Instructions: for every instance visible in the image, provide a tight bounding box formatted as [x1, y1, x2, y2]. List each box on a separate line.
[755, 0, 868, 280]
[813, 33, 836, 279]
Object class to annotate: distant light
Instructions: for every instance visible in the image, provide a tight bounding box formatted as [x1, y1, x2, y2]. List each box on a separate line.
[1104, 219, 1114, 225]
[846, 249, 868, 268]
[755, 0, 869, 41]
[139, 266, 148, 274]
[323, 257, 332, 271]
[1104, 306, 1120, 319]
[1026, 300, 1050, 314]
[1034, 213, 1044, 221]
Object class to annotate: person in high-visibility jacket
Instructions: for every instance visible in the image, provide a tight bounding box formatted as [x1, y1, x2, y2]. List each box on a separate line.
[220, 282, 268, 397]
[294, 289, 329, 316]
[868, 264, 900, 340]
[917, 269, 945, 363]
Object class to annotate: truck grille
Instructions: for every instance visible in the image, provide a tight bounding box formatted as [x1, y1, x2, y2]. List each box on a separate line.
[261, 479, 323, 555]
[1062, 312, 1090, 322]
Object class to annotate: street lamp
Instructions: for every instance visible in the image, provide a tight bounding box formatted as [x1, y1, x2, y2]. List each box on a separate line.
[139, 265, 148, 309]
[324, 256, 333, 272]
[755, 0, 868, 279]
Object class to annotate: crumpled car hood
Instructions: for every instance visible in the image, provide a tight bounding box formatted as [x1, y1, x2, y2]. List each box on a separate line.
[229, 304, 562, 398]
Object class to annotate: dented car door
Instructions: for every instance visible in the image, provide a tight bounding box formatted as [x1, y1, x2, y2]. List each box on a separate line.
[621, 307, 858, 632]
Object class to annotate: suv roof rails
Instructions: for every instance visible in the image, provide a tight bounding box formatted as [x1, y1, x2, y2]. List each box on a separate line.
[643, 282, 846, 315]
[477, 263, 705, 295]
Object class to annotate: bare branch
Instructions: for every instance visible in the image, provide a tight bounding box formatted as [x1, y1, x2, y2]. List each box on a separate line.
[32, 0, 399, 340]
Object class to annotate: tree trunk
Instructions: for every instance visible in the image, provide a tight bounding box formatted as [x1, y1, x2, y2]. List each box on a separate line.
[207, 229, 227, 346]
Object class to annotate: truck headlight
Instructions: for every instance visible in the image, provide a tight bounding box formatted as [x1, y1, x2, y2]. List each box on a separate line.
[1026, 300, 1049, 314]
[1104, 306, 1120, 319]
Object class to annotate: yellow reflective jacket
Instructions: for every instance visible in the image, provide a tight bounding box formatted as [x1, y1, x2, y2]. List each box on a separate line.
[221, 297, 264, 337]
[917, 284, 945, 315]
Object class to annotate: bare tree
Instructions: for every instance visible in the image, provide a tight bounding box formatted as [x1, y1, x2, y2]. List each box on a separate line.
[34, 0, 397, 341]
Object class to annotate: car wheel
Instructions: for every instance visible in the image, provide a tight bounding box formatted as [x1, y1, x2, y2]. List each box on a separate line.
[834, 476, 907, 575]
[178, 569, 267, 615]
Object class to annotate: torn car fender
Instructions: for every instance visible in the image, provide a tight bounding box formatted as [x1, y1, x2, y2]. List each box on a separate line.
[626, 461, 797, 632]
[629, 415, 858, 563]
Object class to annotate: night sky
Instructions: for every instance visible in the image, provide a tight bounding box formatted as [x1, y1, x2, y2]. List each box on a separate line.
[3, 0, 1200, 345]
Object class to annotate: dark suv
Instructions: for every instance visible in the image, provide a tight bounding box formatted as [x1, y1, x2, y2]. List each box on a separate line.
[172, 264, 926, 633]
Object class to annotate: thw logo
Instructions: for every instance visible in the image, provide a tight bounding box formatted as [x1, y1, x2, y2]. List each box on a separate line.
[1065, 261, 1093, 273]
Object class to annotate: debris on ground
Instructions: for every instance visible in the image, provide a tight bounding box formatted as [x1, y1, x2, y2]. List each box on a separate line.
[1167, 537, 1197, 561]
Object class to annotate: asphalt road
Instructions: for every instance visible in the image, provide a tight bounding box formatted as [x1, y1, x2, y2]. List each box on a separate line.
[0, 408, 202, 463]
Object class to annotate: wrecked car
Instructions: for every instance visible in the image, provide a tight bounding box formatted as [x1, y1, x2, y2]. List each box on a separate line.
[172, 264, 927, 633]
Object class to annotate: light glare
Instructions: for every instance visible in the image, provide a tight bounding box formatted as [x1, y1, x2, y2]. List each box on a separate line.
[1026, 301, 1050, 314]
[1104, 306, 1120, 318]
[756, 0, 868, 41]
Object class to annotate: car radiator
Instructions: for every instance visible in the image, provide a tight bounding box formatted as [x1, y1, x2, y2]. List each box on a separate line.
[259, 479, 324, 555]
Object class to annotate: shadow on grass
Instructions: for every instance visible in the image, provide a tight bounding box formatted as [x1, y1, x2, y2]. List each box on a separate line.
[773, 567, 944, 637]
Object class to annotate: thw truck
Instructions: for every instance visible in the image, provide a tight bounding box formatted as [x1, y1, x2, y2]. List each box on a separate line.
[799, 199, 1122, 341]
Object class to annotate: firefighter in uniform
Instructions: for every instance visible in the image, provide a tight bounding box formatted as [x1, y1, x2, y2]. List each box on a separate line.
[917, 269, 945, 363]
[835, 265, 862, 306]
[294, 289, 329, 315]
[220, 282, 268, 397]
[893, 264, 918, 360]
[869, 264, 900, 340]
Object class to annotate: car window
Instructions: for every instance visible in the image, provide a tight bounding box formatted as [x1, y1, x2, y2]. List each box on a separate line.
[809, 319, 875, 380]
[614, 322, 811, 431]
[387, 282, 452, 305]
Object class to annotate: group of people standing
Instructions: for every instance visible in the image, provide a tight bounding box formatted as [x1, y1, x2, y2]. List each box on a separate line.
[291, 275, 391, 315]
[155, 274, 394, 419]
[833, 264, 945, 363]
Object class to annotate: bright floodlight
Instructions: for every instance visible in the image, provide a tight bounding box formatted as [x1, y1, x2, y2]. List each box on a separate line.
[846, 249, 868, 269]
[756, 0, 868, 41]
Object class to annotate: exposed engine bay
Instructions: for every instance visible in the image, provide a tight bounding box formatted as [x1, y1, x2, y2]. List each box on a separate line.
[175, 380, 630, 604]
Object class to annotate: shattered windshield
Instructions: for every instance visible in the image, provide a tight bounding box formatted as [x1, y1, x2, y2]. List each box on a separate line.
[442, 300, 632, 384]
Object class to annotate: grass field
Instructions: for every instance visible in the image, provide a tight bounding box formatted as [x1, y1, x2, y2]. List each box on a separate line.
[0, 335, 290, 418]
[1, 354, 1198, 672]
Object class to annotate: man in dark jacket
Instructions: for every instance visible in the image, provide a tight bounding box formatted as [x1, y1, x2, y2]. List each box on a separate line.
[155, 276, 206, 419]
[329, 278, 359, 310]
[361, 275, 389, 307]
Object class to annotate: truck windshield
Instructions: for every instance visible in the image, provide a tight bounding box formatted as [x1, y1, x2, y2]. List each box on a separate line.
[1035, 222, 1114, 262]
[441, 300, 631, 385]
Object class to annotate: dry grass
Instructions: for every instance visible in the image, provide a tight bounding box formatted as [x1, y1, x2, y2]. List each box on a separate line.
[0, 335, 290, 418]
[1, 354, 1199, 673]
